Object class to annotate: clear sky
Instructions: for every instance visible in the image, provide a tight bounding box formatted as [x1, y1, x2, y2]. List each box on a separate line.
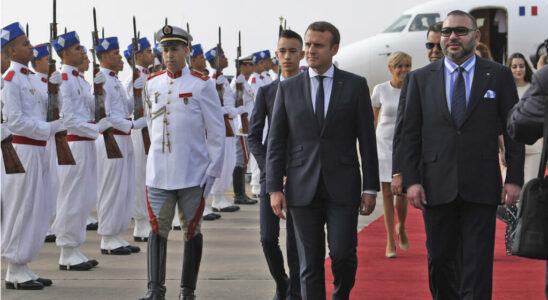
[2, 0, 430, 79]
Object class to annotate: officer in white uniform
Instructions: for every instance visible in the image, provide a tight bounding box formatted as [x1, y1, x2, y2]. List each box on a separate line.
[230, 54, 258, 205]
[95, 36, 146, 255]
[139, 25, 224, 300]
[30, 43, 62, 243]
[270, 57, 279, 80]
[124, 37, 154, 242]
[260, 50, 273, 84]
[51, 31, 110, 271]
[1, 22, 63, 290]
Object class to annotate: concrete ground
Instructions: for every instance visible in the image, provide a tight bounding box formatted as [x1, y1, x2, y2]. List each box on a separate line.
[1, 186, 383, 300]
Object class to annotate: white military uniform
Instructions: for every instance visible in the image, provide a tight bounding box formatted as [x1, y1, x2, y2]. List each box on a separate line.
[230, 74, 254, 170]
[51, 65, 100, 265]
[124, 65, 151, 239]
[1, 61, 57, 283]
[209, 71, 237, 209]
[96, 67, 136, 250]
[247, 72, 266, 196]
[145, 67, 224, 190]
[261, 70, 273, 85]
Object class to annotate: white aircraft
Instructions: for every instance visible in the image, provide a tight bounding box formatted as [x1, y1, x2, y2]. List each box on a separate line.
[334, 0, 548, 89]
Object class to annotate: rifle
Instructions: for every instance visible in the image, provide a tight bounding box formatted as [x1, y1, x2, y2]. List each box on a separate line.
[215, 27, 234, 137]
[235, 31, 249, 134]
[47, 0, 76, 165]
[131, 16, 150, 155]
[25, 23, 29, 37]
[1, 109, 25, 173]
[92, 7, 123, 159]
[185, 22, 191, 68]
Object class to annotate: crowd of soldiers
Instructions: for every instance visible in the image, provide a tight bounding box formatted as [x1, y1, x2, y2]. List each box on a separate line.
[1, 19, 284, 299]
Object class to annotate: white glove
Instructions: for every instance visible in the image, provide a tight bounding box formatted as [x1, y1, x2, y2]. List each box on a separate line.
[235, 74, 246, 84]
[49, 119, 65, 135]
[236, 106, 247, 115]
[132, 117, 147, 129]
[1, 124, 11, 141]
[201, 175, 215, 199]
[97, 118, 112, 132]
[93, 71, 106, 85]
[133, 75, 145, 89]
[216, 74, 228, 86]
[49, 71, 62, 85]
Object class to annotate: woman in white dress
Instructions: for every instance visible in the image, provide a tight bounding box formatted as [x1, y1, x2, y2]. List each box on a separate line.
[371, 51, 411, 258]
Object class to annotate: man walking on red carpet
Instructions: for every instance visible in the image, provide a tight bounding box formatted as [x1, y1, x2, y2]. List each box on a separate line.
[402, 11, 524, 299]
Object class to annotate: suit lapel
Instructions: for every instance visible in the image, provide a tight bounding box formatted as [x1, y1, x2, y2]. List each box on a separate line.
[463, 57, 491, 123]
[321, 67, 343, 136]
[432, 60, 452, 124]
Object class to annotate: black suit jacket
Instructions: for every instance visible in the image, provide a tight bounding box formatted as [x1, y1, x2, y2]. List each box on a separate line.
[266, 67, 380, 207]
[392, 73, 410, 176]
[402, 56, 525, 206]
[507, 65, 548, 145]
[248, 79, 279, 174]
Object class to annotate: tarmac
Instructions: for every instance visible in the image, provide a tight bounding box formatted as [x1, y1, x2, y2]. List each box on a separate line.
[1, 184, 383, 300]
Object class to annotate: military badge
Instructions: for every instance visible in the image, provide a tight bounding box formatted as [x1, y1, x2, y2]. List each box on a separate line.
[163, 25, 172, 35]
[180, 93, 192, 104]
[29, 88, 35, 95]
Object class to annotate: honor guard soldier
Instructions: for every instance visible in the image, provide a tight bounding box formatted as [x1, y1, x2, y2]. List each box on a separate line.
[95, 36, 145, 255]
[30, 43, 62, 244]
[80, 45, 101, 231]
[1, 21, 62, 290]
[51, 31, 109, 271]
[270, 57, 279, 80]
[124, 37, 154, 241]
[189, 43, 220, 220]
[260, 50, 273, 84]
[140, 24, 225, 300]
[230, 54, 258, 205]
[248, 50, 271, 197]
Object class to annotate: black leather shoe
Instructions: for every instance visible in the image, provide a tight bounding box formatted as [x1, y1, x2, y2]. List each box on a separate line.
[212, 205, 240, 212]
[45, 234, 56, 243]
[172, 225, 181, 230]
[234, 195, 258, 205]
[134, 236, 149, 242]
[101, 246, 131, 255]
[86, 222, 99, 230]
[125, 245, 141, 253]
[36, 277, 52, 286]
[60, 261, 93, 271]
[88, 259, 99, 267]
[202, 213, 217, 221]
[5, 280, 44, 290]
[212, 213, 221, 219]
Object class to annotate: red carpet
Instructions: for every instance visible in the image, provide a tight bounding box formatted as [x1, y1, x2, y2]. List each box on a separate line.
[324, 206, 546, 299]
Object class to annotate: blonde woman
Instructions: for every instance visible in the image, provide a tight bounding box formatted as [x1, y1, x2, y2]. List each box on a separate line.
[371, 51, 411, 258]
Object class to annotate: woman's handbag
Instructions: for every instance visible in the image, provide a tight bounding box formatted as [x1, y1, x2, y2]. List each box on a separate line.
[511, 97, 548, 260]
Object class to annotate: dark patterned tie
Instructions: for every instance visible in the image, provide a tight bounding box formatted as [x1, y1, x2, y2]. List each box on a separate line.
[451, 67, 466, 127]
[315, 75, 326, 128]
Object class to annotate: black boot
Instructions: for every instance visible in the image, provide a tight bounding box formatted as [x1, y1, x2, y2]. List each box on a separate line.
[233, 166, 257, 205]
[139, 232, 167, 300]
[180, 233, 203, 300]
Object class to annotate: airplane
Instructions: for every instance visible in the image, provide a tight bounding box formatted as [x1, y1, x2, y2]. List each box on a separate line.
[334, 0, 548, 89]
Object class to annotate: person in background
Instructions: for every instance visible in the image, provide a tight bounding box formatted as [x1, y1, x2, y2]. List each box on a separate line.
[475, 42, 493, 61]
[372, 51, 411, 258]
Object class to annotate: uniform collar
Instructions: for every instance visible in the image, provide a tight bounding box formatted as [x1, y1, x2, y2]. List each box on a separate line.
[62, 64, 80, 77]
[136, 65, 150, 75]
[101, 67, 118, 79]
[36, 72, 48, 83]
[11, 61, 33, 75]
[167, 66, 188, 79]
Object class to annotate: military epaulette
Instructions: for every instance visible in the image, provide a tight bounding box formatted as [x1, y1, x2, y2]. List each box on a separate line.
[191, 70, 209, 81]
[147, 70, 166, 81]
[62, 73, 69, 81]
[251, 77, 257, 84]
[3, 70, 15, 81]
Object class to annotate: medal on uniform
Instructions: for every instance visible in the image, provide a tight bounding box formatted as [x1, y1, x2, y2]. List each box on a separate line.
[180, 93, 192, 104]
[114, 85, 119, 91]
[29, 88, 35, 95]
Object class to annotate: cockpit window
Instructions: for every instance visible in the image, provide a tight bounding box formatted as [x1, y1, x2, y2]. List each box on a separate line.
[383, 14, 412, 33]
[409, 13, 441, 31]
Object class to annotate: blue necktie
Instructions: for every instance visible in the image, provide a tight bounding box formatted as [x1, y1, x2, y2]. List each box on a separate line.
[451, 67, 466, 127]
[315, 75, 325, 128]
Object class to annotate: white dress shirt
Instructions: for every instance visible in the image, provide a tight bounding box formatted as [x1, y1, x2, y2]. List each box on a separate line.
[308, 64, 334, 117]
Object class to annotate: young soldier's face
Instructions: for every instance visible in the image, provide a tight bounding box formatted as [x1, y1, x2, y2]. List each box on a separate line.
[190, 54, 206, 72]
[78, 54, 90, 73]
[138, 47, 155, 67]
[9, 35, 34, 64]
[65, 43, 85, 66]
[276, 37, 304, 75]
[34, 56, 49, 74]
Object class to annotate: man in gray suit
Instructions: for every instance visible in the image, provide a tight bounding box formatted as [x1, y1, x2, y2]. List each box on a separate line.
[266, 21, 380, 300]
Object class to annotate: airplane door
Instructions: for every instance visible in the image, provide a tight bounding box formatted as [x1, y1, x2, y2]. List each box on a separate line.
[472, 8, 507, 64]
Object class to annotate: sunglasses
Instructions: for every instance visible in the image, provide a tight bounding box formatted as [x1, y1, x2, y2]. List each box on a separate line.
[440, 27, 476, 37]
[425, 42, 441, 50]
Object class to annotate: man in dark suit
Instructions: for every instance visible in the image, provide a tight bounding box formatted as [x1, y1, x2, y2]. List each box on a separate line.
[248, 29, 304, 300]
[266, 21, 380, 300]
[402, 11, 525, 299]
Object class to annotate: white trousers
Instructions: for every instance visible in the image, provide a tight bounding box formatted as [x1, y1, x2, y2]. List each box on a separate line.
[211, 137, 236, 194]
[131, 129, 150, 237]
[1, 144, 54, 264]
[96, 134, 135, 236]
[52, 140, 97, 247]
